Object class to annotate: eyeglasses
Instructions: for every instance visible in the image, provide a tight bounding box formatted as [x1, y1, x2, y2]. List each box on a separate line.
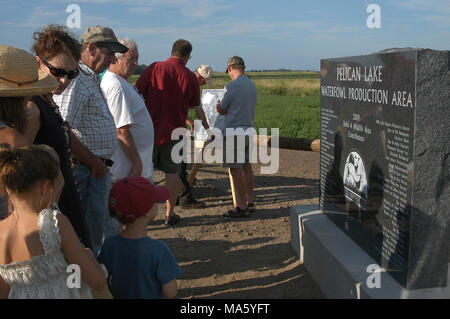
[41, 59, 79, 80]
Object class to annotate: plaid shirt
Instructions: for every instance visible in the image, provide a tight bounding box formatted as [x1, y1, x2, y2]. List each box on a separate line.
[53, 61, 118, 159]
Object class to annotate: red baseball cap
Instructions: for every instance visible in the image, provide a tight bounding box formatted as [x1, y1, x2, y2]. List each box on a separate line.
[109, 177, 169, 222]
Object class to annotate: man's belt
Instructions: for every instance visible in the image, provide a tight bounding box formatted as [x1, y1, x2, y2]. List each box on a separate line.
[72, 157, 114, 168]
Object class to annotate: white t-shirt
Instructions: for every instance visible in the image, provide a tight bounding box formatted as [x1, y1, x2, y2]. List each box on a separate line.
[101, 71, 154, 182]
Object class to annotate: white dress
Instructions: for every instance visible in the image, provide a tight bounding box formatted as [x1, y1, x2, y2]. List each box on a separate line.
[0, 208, 93, 299]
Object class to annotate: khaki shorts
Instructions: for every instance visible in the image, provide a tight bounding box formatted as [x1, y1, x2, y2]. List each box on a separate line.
[153, 140, 181, 174]
[222, 135, 253, 168]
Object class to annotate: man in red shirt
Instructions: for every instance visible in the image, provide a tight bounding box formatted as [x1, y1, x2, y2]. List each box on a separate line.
[136, 39, 200, 226]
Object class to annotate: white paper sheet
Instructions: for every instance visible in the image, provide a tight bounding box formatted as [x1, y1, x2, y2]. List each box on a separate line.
[194, 89, 227, 140]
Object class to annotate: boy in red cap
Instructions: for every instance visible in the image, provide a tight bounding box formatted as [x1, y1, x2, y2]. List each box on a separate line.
[98, 177, 182, 299]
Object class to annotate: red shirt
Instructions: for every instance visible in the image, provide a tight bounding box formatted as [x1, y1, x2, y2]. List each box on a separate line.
[135, 57, 200, 146]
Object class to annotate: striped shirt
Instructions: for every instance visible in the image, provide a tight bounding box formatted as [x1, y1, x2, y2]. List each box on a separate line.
[53, 61, 118, 159]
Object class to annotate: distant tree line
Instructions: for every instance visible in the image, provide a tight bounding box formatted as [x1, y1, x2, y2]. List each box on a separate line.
[248, 68, 318, 73]
[134, 66, 318, 74]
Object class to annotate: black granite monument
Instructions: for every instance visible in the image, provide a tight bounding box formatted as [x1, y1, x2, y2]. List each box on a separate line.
[319, 49, 449, 290]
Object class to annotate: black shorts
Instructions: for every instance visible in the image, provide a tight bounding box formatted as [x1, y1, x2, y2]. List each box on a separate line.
[153, 140, 181, 174]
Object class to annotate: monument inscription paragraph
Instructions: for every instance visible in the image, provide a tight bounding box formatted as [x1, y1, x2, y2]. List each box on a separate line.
[319, 49, 449, 289]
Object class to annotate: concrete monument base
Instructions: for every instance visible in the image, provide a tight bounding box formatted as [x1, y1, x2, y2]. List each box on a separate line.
[290, 205, 450, 299]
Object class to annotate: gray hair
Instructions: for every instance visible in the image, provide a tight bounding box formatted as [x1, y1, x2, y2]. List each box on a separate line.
[115, 38, 137, 59]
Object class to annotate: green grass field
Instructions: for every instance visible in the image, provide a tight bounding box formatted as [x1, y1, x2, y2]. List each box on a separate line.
[128, 71, 320, 139]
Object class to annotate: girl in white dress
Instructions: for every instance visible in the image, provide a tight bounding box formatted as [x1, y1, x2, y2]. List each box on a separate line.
[0, 145, 106, 298]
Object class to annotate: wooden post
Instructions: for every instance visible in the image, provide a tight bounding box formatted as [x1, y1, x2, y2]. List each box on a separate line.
[228, 169, 238, 208]
[254, 135, 320, 152]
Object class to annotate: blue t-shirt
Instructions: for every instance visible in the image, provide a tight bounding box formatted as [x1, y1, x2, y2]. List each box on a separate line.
[219, 75, 257, 135]
[98, 235, 182, 299]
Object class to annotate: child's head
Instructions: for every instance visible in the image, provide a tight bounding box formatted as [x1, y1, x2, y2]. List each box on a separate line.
[109, 177, 170, 225]
[0, 144, 63, 211]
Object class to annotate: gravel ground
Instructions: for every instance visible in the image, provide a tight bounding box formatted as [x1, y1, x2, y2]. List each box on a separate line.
[94, 148, 324, 299]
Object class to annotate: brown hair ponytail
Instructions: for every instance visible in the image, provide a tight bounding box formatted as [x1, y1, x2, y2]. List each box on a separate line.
[0, 144, 60, 194]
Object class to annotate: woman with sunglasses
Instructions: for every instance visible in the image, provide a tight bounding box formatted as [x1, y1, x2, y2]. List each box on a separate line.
[26, 25, 91, 248]
[0, 44, 58, 221]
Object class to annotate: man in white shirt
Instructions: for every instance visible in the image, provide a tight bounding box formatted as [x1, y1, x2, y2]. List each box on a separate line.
[101, 38, 154, 182]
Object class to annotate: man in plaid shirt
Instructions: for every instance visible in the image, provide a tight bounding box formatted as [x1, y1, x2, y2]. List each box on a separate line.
[54, 26, 128, 256]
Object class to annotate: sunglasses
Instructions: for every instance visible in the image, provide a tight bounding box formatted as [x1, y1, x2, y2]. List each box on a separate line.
[42, 59, 79, 80]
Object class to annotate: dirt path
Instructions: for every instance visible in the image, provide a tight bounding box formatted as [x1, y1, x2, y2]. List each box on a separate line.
[94, 148, 324, 299]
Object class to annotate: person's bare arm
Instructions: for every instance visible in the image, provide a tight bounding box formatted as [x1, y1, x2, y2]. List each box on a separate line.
[117, 125, 142, 177]
[58, 213, 106, 291]
[186, 117, 194, 131]
[161, 279, 178, 299]
[65, 122, 108, 178]
[24, 101, 41, 144]
[194, 106, 210, 130]
[0, 228, 10, 298]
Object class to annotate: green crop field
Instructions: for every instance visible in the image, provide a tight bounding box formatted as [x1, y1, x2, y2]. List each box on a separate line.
[128, 71, 320, 139]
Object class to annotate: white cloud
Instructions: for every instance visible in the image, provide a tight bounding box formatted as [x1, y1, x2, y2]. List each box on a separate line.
[422, 14, 450, 28]
[175, 0, 232, 19]
[115, 18, 321, 43]
[128, 6, 153, 14]
[0, 6, 65, 29]
[0, 21, 41, 28]
[390, 0, 450, 13]
[389, 0, 450, 29]
[54, 0, 232, 19]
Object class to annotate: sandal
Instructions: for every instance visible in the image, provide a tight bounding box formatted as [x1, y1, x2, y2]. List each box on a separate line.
[164, 213, 181, 226]
[223, 207, 250, 218]
[247, 203, 256, 213]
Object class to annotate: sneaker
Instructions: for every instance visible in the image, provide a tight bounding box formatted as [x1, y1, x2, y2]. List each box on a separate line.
[223, 207, 250, 218]
[164, 214, 181, 226]
[181, 198, 206, 209]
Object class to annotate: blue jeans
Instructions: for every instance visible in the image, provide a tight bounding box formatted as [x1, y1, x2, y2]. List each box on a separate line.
[73, 164, 120, 256]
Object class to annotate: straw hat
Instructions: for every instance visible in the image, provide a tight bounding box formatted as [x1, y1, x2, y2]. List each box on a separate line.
[0, 44, 58, 97]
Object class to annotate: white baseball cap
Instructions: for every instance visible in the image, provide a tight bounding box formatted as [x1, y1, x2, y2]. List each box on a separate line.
[196, 64, 213, 88]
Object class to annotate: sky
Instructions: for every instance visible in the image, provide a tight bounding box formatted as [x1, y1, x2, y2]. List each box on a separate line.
[0, 0, 449, 72]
